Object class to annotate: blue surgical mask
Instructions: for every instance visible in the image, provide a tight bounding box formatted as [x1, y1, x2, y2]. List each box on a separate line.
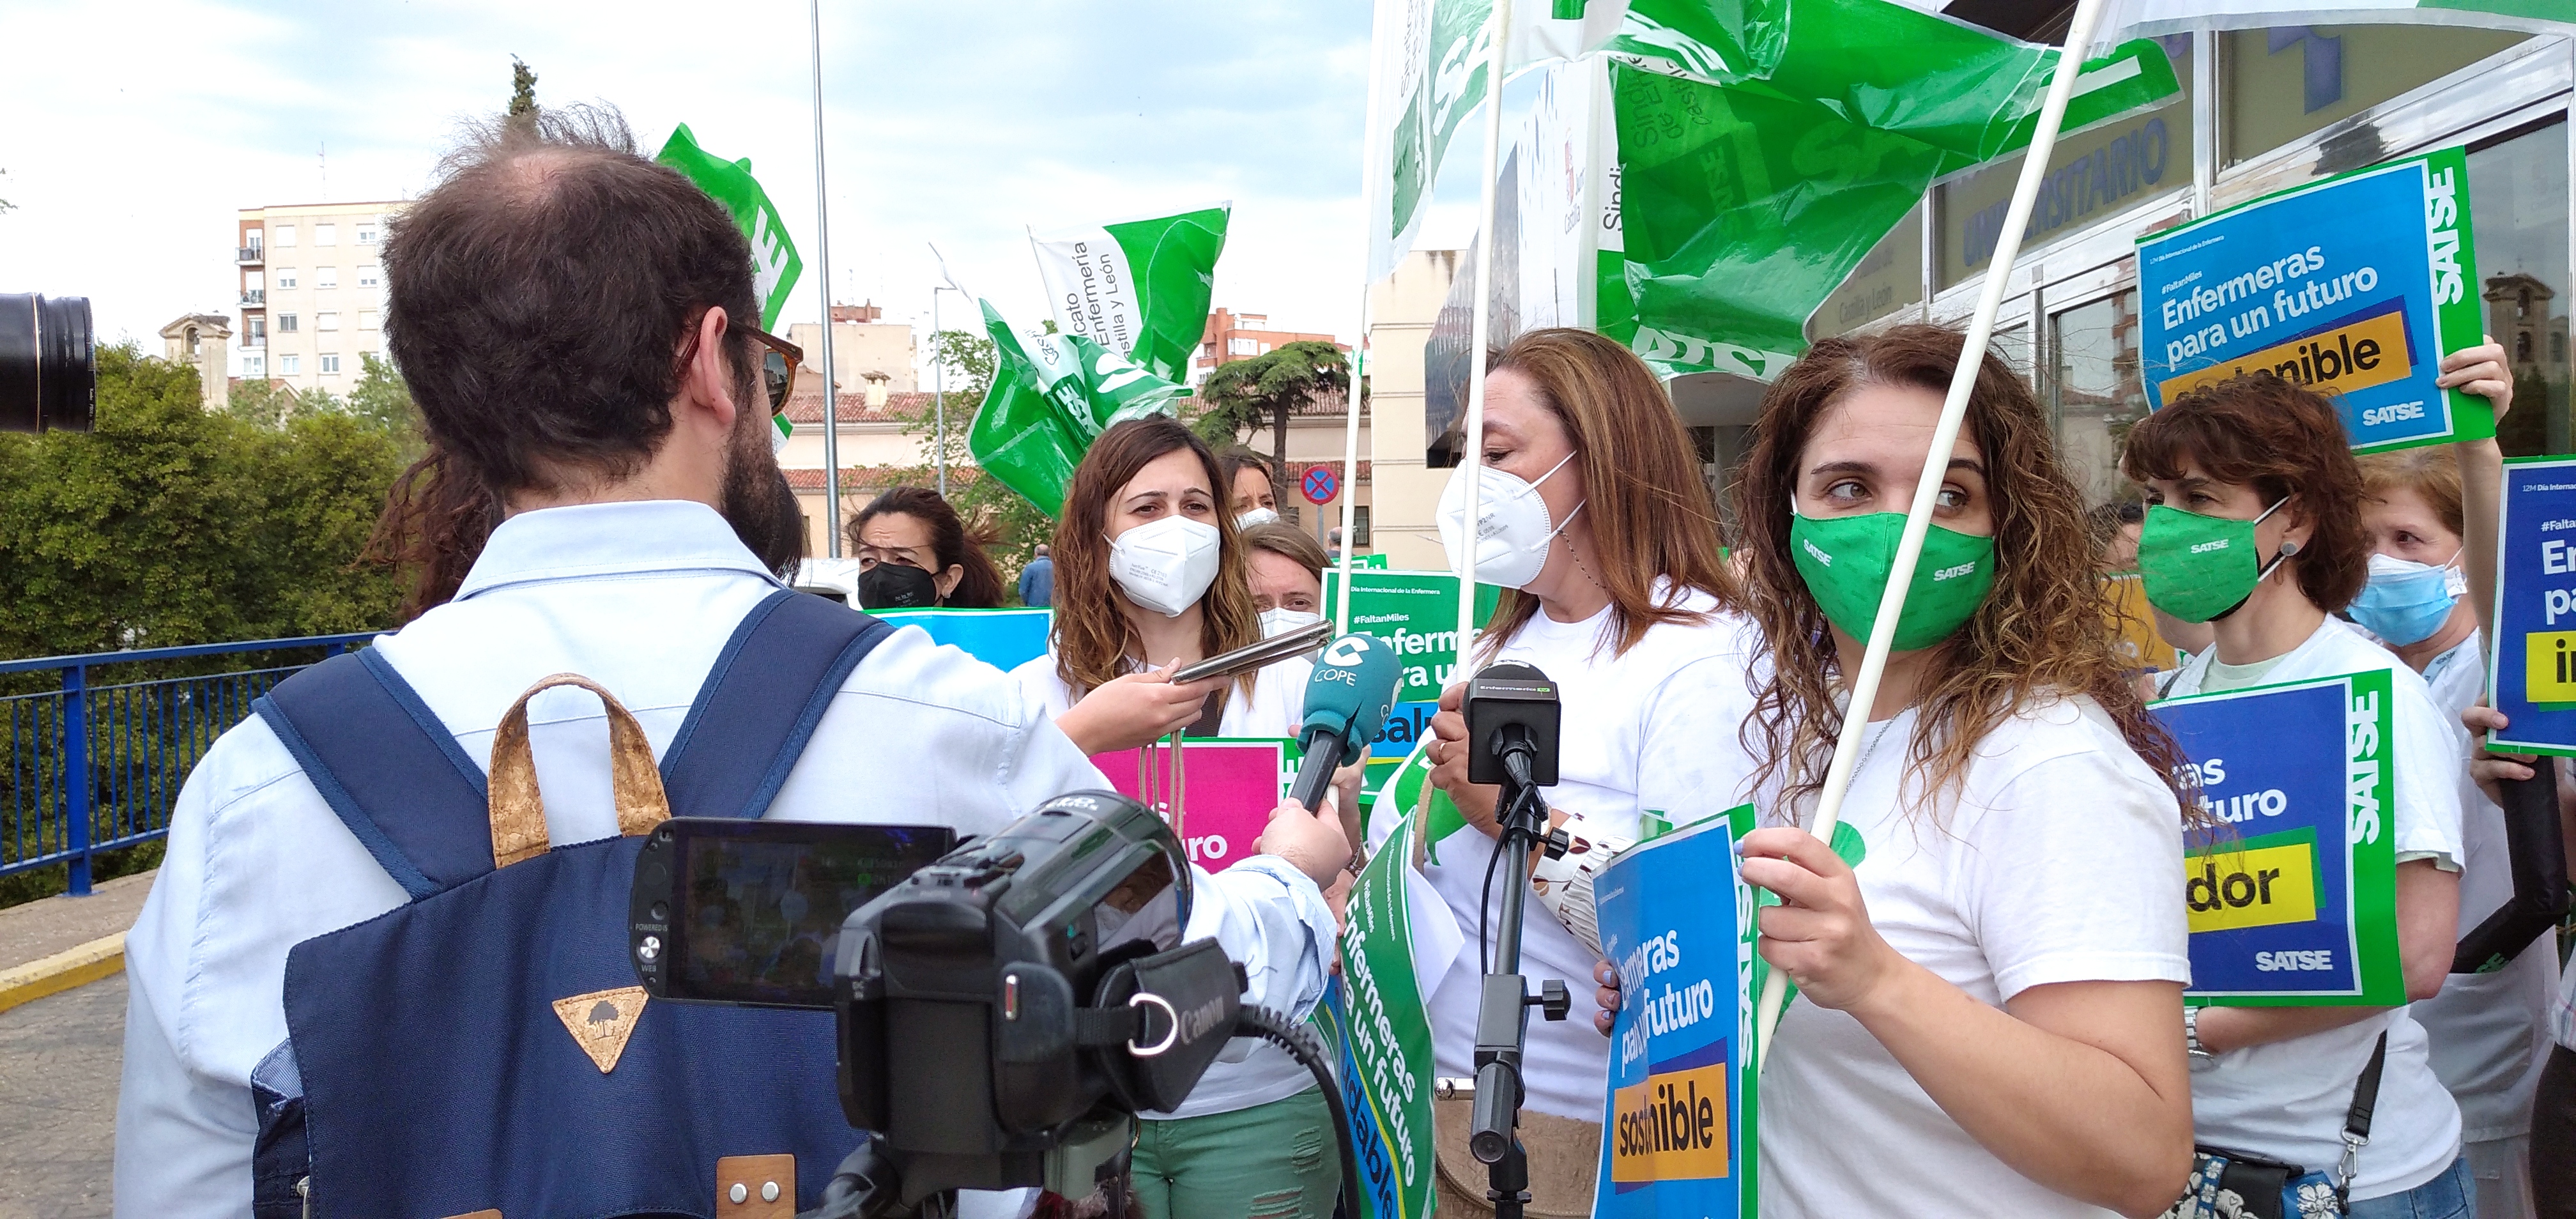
[2347, 552, 2465, 645]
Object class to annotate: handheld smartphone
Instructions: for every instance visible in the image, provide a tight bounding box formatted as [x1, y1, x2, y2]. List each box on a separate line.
[630, 818, 955, 1009]
[1169, 618, 1335, 685]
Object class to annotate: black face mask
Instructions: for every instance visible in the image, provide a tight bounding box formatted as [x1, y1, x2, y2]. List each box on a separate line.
[858, 563, 940, 610]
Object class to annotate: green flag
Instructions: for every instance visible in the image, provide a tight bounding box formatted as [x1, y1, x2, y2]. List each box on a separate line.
[1602, 0, 2181, 377]
[1029, 204, 1230, 384]
[967, 300, 1188, 514]
[655, 123, 803, 330]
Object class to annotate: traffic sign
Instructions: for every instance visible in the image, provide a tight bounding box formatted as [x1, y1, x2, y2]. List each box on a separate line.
[1302, 466, 1339, 505]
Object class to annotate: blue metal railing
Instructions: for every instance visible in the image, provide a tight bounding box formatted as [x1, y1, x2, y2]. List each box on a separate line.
[0, 632, 383, 894]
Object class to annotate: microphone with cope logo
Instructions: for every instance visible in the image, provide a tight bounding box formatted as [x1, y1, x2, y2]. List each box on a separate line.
[1285, 634, 1401, 813]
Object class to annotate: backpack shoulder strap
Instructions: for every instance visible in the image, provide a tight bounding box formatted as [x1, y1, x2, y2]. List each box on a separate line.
[253, 647, 496, 900]
[659, 589, 897, 820]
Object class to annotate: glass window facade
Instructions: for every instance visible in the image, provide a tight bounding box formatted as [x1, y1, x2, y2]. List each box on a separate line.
[2051, 291, 2147, 511]
[2223, 25, 2527, 167]
[2467, 119, 2572, 456]
[1936, 37, 2194, 292]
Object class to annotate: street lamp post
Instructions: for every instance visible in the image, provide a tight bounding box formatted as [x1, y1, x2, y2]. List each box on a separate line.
[930, 284, 966, 500]
[807, 0, 843, 556]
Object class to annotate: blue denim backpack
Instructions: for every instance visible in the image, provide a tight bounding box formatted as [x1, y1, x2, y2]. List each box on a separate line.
[245, 590, 893, 1218]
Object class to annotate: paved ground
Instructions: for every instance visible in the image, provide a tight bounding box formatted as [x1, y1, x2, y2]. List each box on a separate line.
[0, 873, 154, 971]
[0, 972, 121, 1219]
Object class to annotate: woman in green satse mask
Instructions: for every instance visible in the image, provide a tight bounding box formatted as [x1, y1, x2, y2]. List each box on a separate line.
[2123, 374, 2478, 1217]
[1627, 323, 2205, 1217]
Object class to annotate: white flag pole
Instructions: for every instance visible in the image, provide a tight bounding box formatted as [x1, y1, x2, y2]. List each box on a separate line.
[1455, 0, 1513, 656]
[1340, 0, 1400, 636]
[1337, 300, 1370, 633]
[1751, 0, 2112, 1071]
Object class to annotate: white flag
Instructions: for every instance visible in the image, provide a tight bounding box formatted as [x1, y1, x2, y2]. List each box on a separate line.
[1362, 0, 1633, 283]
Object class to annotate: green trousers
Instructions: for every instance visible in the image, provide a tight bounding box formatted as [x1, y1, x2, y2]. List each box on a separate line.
[1130, 1087, 1340, 1219]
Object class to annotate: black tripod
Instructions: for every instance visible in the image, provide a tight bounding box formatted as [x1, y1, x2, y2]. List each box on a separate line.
[1464, 664, 1571, 1219]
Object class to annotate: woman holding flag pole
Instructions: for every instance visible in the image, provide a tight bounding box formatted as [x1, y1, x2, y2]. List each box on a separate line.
[2124, 376, 2475, 1216]
[1692, 324, 2199, 1217]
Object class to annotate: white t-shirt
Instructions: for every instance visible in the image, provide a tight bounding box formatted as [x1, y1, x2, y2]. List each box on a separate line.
[2161, 617, 2465, 1199]
[2408, 631, 2557, 1142]
[1010, 644, 1320, 1121]
[1414, 588, 1763, 1121]
[1759, 695, 2192, 1218]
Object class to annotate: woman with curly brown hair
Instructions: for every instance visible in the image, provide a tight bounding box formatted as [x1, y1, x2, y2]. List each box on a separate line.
[2126, 374, 2474, 1218]
[1715, 323, 2197, 1216]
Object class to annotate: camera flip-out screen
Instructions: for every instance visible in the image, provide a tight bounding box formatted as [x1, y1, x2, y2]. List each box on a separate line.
[631, 819, 954, 1008]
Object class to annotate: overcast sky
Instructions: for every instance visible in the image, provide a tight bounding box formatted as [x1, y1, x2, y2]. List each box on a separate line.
[0, 0, 1506, 373]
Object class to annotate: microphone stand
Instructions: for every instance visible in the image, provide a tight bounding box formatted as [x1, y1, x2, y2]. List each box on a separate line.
[1468, 736, 1570, 1219]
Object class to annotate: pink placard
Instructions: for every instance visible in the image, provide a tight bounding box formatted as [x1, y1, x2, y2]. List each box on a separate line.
[1092, 739, 1290, 871]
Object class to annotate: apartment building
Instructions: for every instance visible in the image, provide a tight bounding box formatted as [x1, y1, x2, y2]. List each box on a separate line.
[1191, 307, 1339, 386]
[234, 201, 408, 395]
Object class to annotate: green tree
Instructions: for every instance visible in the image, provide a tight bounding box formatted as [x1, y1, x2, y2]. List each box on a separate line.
[226, 376, 300, 429]
[1191, 340, 1350, 506]
[0, 343, 404, 666]
[509, 56, 539, 122]
[0, 345, 406, 905]
[346, 353, 424, 462]
[905, 328, 1055, 594]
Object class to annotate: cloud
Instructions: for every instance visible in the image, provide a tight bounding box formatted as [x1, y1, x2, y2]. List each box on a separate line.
[0, 0, 1517, 371]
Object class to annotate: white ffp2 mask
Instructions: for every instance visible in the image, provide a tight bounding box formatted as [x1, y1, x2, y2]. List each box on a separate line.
[1106, 516, 1222, 618]
[1436, 453, 1583, 590]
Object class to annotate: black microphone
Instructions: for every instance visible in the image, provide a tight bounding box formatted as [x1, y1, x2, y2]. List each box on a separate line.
[1285, 634, 1401, 813]
[1465, 661, 1561, 790]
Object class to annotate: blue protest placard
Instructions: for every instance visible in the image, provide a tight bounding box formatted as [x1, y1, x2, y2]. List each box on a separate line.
[2136, 146, 2486, 452]
[1593, 808, 1755, 1218]
[2152, 671, 2405, 1006]
[869, 607, 1051, 673]
[2485, 456, 2576, 755]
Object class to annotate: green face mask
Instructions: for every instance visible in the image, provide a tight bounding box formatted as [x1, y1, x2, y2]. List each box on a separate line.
[1790, 512, 1997, 650]
[2136, 500, 2288, 624]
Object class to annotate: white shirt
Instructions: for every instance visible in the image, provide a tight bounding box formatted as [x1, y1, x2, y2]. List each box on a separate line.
[2409, 631, 2557, 1142]
[1759, 695, 2192, 1218]
[112, 502, 1326, 1218]
[2161, 616, 2465, 1199]
[1010, 645, 1334, 1121]
[1414, 588, 1761, 1122]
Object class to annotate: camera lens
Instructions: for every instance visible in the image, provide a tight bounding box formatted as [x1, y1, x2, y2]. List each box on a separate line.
[0, 293, 97, 434]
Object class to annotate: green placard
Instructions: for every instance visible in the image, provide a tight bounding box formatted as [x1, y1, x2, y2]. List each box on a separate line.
[1312, 809, 1439, 1219]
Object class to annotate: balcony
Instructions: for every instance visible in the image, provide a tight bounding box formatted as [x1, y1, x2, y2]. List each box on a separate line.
[240, 289, 264, 305]
[237, 246, 263, 264]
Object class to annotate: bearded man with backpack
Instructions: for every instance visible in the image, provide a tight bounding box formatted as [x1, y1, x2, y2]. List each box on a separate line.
[112, 106, 1349, 1219]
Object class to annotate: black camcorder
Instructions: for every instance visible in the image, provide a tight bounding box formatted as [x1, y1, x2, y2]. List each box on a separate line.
[632, 791, 1275, 1215]
[1, 293, 96, 434]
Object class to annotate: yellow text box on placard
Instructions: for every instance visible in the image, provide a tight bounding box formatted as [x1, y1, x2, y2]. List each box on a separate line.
[2186, 843, 2319, 933]
[1609, 1062, 1731, 1184]
[2525, 631, 2576, 703]
[2159, 305, 2412, 403]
